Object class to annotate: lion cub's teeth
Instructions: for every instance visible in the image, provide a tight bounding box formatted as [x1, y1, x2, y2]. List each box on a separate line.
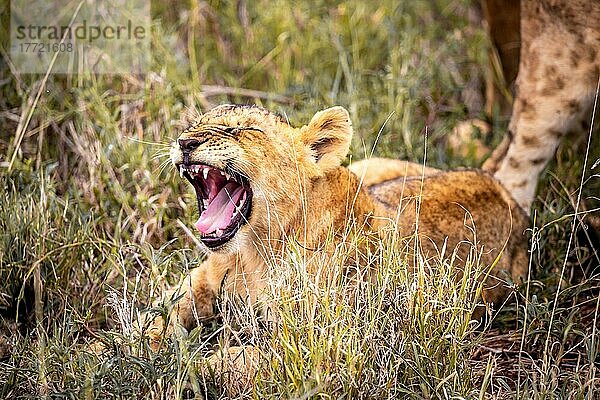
[203, 167, 209, 180]
[179, 166, 184, 178]
[215, 228, 223, 237]
[224, 172, 231, 180]
[203, 199, 209, 208]
[236, 195, 245, 211]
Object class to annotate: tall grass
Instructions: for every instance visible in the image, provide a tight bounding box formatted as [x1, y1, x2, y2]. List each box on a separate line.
[1, 0, 599, 398]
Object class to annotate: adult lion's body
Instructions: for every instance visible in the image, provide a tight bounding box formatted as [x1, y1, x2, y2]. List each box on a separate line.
[148, 105, 528, 343]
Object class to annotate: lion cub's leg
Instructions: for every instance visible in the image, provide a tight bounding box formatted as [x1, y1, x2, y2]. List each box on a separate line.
[489, 0, 600, 212]
[146, 254, 232, 344]
[349, 157, 439, 187]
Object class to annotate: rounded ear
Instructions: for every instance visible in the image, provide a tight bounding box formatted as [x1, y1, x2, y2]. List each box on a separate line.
[300, 106, 353, 173]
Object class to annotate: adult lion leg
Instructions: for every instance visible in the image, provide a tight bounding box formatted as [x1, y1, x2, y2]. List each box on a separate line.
[482, 0, 520, 88]
[492, 0, 600, 212]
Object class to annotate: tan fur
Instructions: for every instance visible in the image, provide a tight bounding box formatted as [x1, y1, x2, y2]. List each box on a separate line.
[148, 105, 529, 346]
[349, 157, 439, 186]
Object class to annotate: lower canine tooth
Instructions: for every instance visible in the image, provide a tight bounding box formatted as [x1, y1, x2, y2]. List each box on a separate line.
[179, 166, 184, 178]
[203, 199, 209, 208]
[215, 228, 223, 237]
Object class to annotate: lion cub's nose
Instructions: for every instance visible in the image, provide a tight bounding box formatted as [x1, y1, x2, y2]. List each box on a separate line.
[178, 138, 201, 152]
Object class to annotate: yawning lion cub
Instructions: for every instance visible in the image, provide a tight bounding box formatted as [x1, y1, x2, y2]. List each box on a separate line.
[148, 104, 528, 342]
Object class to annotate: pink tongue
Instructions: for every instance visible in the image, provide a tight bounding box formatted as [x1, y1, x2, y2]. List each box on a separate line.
[194, 182, 244, 234]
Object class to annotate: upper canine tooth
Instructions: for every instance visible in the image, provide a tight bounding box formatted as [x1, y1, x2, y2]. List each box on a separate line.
[203, 167, 209, 179]
[224, 172, 231, 180]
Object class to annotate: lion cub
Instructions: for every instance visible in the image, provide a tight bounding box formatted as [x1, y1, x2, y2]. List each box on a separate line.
[148, 104, 528, 341]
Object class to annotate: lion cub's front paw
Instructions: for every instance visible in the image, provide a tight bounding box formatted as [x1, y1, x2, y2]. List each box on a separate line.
[139, 286, 217, 350]
[133, 302, 171, 351]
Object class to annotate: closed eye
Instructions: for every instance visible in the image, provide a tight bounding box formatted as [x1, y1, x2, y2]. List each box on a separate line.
[238, 126, 264, 134]
[221, 126, 265, 135]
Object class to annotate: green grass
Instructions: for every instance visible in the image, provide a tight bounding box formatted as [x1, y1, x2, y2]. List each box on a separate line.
[1, 0, 599, 398]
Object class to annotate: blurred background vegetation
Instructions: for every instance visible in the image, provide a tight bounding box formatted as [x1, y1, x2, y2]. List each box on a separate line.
[0, 0, 598, 398]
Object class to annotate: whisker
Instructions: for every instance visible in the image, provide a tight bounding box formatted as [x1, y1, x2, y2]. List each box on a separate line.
[127, 137, 172, 147]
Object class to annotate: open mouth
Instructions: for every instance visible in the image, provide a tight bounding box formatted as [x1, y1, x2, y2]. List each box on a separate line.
[179, 163, 252, 248]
